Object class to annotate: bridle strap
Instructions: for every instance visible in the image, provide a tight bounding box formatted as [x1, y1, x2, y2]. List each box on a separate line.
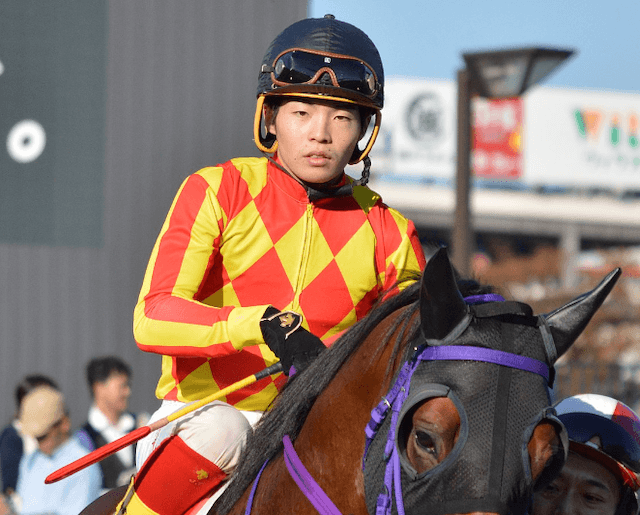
[364, 342, 552, 515]
[244, 441, 343, 515]
[244, 460, 269, 515]
[464, 294, 506, 304]
[283, 434, 343, 515]
[417, 346, 550, 383]
[247, 298, 551, 515]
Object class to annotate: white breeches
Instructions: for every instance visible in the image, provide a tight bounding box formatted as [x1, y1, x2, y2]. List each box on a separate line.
[136, 400, 263, 475]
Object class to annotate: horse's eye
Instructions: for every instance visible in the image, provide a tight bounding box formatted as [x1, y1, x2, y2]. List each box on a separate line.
[414, 430, 437, 455]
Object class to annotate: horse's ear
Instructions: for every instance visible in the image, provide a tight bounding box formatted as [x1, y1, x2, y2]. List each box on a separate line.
[544, 268, 621, 360]
[420, 247, 468, 340]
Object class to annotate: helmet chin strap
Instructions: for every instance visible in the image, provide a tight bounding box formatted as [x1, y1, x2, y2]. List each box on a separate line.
[265, 154, 371, 201]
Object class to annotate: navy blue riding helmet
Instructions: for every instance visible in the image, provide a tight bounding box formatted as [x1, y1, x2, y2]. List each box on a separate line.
[254, 14, 384, 168]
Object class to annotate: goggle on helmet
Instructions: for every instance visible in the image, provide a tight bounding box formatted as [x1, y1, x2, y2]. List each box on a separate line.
[555, 394, 640, 491]
[254, 14, 384, 164]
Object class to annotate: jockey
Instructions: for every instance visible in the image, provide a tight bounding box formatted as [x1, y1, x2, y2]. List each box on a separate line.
[532, 393, 640, 515]
[123, 14, 426, 514]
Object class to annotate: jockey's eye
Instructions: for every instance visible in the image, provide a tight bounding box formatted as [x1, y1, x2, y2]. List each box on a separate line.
[414, 430, 437, 455]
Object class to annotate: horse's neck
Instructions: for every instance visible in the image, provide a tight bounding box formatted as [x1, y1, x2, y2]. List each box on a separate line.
[223, 307, 415, 515]
[280, 307, 414, 513]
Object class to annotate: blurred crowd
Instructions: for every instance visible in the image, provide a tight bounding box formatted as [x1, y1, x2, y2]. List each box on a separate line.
[0, 356, 146, 515]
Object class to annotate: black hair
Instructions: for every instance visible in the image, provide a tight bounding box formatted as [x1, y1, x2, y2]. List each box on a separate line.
[616, 486, 639, 515]
[86, 356, 132, 391]
[14, 374, 59, 411]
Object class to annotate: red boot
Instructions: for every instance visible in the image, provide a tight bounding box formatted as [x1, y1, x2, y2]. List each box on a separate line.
[115, 435, 227, 515]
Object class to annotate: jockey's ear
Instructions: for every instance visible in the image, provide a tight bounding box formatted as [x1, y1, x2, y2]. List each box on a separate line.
[263, 98, 282, 138]
[543, 268, 621, 360]
[359, 113, 372, 140]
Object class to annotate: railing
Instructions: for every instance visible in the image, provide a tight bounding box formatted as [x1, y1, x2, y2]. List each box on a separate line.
[553, 361, 640, 411]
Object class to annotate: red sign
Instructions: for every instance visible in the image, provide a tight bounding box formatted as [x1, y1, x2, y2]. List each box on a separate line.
[472, 97, 523, 180]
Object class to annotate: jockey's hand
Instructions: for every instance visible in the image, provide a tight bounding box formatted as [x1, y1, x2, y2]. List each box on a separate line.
[260, 307, 326, 375]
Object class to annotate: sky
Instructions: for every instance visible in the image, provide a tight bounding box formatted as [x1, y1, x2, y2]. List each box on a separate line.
[308, 0, 640, 94]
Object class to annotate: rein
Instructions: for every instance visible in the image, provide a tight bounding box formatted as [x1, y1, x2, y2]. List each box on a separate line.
[244, 295, 552, 515]
[244, 436, 342, 515]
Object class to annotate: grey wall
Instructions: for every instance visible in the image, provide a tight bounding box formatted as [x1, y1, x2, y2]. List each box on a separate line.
[0, 0, 307, 428]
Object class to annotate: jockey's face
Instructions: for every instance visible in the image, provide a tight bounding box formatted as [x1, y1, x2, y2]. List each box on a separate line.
[266, 98, 364, 185]
[532, 451, 621, 515]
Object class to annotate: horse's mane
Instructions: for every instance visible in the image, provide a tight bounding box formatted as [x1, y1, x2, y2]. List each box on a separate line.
[215, 277, 421, 513]
[215, 270, 493, 514]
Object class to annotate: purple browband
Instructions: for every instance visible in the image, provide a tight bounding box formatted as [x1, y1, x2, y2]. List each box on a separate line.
[464, 293, 505, 304]
[417, 345, 549, 382]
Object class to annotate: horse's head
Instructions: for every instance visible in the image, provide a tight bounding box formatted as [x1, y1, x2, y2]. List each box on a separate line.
[363, 247, 621, 515]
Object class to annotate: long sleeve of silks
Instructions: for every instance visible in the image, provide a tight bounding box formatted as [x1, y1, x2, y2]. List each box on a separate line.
[378, 209, 426, 297]
[133, 172, 268, 358]
[351, 182, 426, 299]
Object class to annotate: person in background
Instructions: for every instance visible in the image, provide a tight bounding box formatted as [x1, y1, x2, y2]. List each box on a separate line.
[0, 495, 11, 515]
[15, 386, 101, 515]
[76, 356, 138, 491]
[0, 374, 58, 510]
[532, 393, 640, 515]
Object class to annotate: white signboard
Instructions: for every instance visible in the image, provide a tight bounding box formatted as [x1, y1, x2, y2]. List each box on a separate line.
[523, 87, 640, 191]
[369, 77, 457, 183]
[366, 77, 640, 194]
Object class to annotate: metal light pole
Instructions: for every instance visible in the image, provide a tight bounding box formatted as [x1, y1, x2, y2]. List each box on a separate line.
[452, 68, 473, 277]
[451, 47, 575, 277]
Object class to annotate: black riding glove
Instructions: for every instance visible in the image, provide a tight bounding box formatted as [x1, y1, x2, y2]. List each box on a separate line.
[260, 307, 326, 376]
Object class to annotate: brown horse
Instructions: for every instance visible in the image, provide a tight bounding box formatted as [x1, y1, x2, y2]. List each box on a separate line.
[82, 248, 620, 515]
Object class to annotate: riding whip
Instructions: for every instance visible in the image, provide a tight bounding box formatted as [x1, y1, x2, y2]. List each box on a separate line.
[45, 362, 283, 484]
